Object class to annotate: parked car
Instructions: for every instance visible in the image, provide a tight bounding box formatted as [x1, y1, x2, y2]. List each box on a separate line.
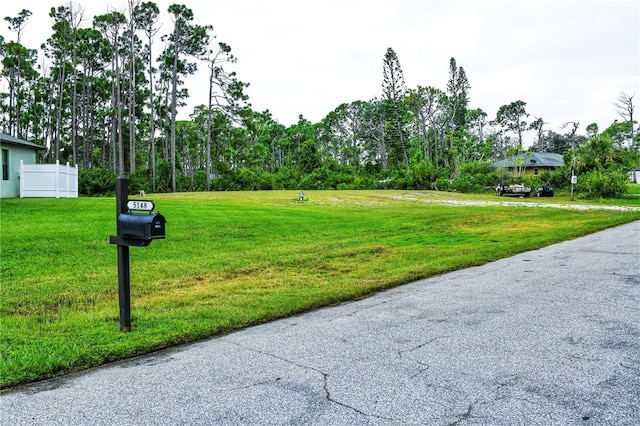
[536, 184, 554, 197]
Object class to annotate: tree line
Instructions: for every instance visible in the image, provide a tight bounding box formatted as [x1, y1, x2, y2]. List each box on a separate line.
[1, 3, 638, 197]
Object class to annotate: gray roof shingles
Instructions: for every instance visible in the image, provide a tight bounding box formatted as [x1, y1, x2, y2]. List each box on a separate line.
[0, 132, 45, 150]
[494, 152, 564, 168]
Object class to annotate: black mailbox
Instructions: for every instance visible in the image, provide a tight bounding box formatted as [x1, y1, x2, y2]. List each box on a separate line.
[117, 212, 166, 241]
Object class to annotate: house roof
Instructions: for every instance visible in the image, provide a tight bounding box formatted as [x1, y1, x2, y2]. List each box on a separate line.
[493, 152, 564, 168]
[0, 132, 45, 150]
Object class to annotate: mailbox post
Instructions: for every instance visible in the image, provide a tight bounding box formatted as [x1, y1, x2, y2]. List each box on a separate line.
[109, 177, 165, 331]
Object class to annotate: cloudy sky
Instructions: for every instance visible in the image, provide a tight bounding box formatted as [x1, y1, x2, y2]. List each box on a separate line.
[2, 0, 639, 139]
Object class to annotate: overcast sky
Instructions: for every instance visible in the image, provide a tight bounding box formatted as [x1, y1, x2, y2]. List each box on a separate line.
[2, 0, 639, 138]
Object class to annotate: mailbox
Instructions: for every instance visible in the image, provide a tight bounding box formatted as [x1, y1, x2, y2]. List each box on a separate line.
[117, 212, 166, 241]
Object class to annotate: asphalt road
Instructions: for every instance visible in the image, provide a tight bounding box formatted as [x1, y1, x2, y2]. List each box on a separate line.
[2, 221, 639, 425]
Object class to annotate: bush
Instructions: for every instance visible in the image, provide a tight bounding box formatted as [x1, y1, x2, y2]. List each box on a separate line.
[451, 177, 471, 192]
[272, 167, 299, 190]
[192, 170, 209, 191]
[155, 160, 173, 193]
[443, 161, 498, 193]
[297, 162, 357, 190]
[127, 168, 152, 194]
[234, 168, 261, 190]
[451, 174, 493, 193]
[409, 154, 449, 189]
[434, 177, 452, 191]
[211, 175, 238, 191]
[348, 174, 377, 190]
[79, 168, 117, 196]
[458, 160, 494, 176]
[577, 169, 628, 199]
[542, 167, 570, 191]
[386, 168, 412, 189]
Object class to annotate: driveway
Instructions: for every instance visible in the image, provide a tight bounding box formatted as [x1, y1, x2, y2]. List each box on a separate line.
[2, 221, 639, 425]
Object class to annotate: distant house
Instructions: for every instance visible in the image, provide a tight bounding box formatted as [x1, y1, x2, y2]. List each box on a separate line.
[493, 152, 564, 177]
[1, 133, 45, 198]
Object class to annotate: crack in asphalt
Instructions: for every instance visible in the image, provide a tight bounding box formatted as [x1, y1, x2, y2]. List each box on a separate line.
[529, 296, 639, 314]
[222, 339, 394, 421]
[318, 371, 393, 421]
[408, 366, 431, 379]
[567, 354, 602, 362]
[447, 402, 475, 426]
[577, 249, 639, 256]
[399, 335, 449, 357]
[445, 376, 552, 425]
[218, 377, 283, 392]
[326, 295, 413, 323]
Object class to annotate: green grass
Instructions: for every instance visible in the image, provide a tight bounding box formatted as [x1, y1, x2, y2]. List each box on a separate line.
[1, 190, 639, 388]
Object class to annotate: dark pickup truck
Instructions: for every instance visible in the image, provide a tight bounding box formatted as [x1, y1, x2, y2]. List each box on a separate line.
[535, 184, 554, 197]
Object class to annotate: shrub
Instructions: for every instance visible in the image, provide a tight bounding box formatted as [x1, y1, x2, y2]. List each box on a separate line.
[192, 170, 209, 191]
[127, 168, 152, 194]
[577, 169, 628, 199]
[79, 168, 117, 196]
[409, 155, 449, 189]
[451, 177, 471, 192]
[211, 175, 238, 191]
[458, 160, 494, 176]
[545, 167, 570, 190]
[155, 160, 173, 193]
[434, 177, 452, 191]
[386, 168, 412, 189]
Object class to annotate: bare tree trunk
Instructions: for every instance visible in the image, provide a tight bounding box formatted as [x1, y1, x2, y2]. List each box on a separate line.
[69, 4, 84, 168]
[206, 60, 215, 191]
[117, 52, 124, 176]
[128, 0, 139, 174]
[111, 67, 118, 173]
[55, 65, 65, 164]
[148, 46, 156, 191]
[41, 62, 55, 163]
[170, 52, 178, 191]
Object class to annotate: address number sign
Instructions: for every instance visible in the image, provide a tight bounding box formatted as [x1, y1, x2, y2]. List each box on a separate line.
[127, 200, 155, 211]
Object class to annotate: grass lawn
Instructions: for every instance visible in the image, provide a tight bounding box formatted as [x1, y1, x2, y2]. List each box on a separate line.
[1, 189, 639, 389]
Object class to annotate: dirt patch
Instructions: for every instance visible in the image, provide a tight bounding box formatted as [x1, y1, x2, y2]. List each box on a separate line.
[383, 192, 640, 211]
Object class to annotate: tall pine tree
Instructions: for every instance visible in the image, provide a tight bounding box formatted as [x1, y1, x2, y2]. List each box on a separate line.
[446, 57, 470, 133]
[165, 4, 211, 191]
[381, 47, 408, 169]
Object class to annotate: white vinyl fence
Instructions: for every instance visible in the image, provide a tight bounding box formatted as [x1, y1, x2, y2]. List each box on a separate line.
[20, 160, 78, 198]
